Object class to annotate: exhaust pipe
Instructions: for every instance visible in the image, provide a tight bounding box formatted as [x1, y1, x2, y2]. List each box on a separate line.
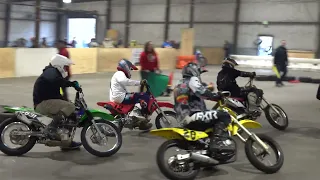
[15, 112, 32, 125]
[190, 152, 219, 164]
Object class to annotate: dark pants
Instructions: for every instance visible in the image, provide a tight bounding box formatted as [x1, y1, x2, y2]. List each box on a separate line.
[276, 65, 287, 85]
[122, 93, 150, 114]
[185, 110, 231, 131]
[316, 84, 320, 100]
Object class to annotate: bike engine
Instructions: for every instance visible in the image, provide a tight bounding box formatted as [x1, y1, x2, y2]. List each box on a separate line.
[57, 128, 70, 141]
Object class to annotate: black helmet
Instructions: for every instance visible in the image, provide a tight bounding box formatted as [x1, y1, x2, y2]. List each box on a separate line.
[222, 58, 238, 69]
[182, 62, 207, 78]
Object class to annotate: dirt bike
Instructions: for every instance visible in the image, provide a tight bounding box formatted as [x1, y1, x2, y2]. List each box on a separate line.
[150, 91, 284, 180]
[212, 77, 289, 130]
[0, 85, 122, 157]
[97, 82, 176, 131]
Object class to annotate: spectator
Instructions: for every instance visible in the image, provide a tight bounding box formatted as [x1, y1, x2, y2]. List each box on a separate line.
[56, 40, 72, 100]
[30, 37, 37, 48]
[224, 40, 231, 59]
[41, 37, 48, 48]
[273, 40, 288, 87]
[88, 38, 99, 47]
[70, 37, 77, 48]
[139, 41, 160, 92]
[161, 40, 172, 48]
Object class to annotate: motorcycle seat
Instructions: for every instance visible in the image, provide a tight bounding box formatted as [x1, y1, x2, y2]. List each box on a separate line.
[229, 97, 245, 102]
[97, 102, 134, 114]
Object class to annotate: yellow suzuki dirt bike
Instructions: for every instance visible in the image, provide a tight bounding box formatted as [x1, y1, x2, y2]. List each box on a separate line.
[150, 91, 284, 180]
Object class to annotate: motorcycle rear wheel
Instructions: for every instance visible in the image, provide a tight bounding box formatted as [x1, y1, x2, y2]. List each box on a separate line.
[0, 117, 37, 156]
[245, 134, 284, 174]
[156, 139, 200, 180]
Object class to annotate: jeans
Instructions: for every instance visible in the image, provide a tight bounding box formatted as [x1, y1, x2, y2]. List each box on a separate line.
[122, 93, 150, 106]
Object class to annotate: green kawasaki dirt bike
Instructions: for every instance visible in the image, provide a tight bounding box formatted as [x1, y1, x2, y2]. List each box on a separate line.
[0, 85, 122, 157]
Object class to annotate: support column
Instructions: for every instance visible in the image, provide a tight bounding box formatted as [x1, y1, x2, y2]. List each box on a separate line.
[317, 1, 320, 58]
[106, 0, 112, 30]
[35, 0, 41, 47]
[124, 0, 131, 48]
[232, 0, 241, 54]
[56, 0, 63, 41]
[164, 0, 171, 41]
[189, 0, 194, 28]
[4, 0, 12, 47]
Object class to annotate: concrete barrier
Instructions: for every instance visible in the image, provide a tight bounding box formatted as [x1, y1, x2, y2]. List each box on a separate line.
[0, 48, 16, 78]
[231, 55, 320, 71]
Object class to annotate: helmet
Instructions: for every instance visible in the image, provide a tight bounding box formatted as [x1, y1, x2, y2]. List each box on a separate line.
[117, 59, 138, 78]
[50, 54, 74, 78]
[222, 58, 238, 69]
[182, 62, 207, 78]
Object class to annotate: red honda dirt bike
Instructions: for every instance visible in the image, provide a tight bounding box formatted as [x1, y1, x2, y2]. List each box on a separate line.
[97, 83, 176, 131]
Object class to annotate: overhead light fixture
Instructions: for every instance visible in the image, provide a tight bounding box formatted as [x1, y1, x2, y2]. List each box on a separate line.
[63, 0, 72, 3]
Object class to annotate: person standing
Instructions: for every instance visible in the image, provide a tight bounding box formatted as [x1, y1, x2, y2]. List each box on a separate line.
[139, 41, 160, 92]
[273, 40, 288, 87]
[56, 40, 72, 100]
[223, 40, 231, 59]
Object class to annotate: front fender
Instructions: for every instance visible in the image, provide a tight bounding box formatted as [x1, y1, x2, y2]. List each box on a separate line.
[232, 120, 262, 135]
[150, 128, 208, 141]
[80, 109, 115, 123]
[157, 102, 174, 108]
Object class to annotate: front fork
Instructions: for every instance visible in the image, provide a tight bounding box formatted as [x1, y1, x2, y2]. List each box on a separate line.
[261, 97, 280, 115]
[154, 103, 173, 125]
[232, 116, 271, 154]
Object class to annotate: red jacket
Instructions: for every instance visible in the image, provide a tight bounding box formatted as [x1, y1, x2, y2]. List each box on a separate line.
[139, 51, 159, 71]
[58, 48, 72, 77]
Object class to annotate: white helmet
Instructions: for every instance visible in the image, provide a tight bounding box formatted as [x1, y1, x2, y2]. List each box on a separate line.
[50, 54, 74, 78]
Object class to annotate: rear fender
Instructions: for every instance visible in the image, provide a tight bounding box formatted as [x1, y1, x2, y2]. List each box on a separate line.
[4, 106, 34, 113]
[231, 120, 262, 135]
[157, 102, 174, 108]
[150, 128, 208, 141]
[80, 109, 115, 123]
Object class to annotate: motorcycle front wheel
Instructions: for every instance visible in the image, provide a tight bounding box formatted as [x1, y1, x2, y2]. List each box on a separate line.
[0, 117, 37, 156]
[245, 134, 284, 174]
[81, 119, 122, 157]
[156, 139, 200, 180]
[264, 104, 288, 130]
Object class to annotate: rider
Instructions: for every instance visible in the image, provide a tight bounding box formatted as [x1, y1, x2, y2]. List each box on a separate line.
[109, 59, 153, 130]
[33, 54, 82, 150]
[174, 62, 233, 152]
[216, 58, 260, 113]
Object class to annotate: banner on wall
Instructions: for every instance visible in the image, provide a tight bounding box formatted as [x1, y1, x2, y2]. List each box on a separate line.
[131, 48, 143, 65]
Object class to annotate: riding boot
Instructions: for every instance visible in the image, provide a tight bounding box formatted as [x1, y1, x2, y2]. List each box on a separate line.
[209, 122, 233, 152]
[44, 111, 64, 140]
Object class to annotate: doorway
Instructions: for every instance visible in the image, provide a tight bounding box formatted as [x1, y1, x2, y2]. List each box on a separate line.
[257, 35, 274, 56]
[68, 18, 96, 48]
